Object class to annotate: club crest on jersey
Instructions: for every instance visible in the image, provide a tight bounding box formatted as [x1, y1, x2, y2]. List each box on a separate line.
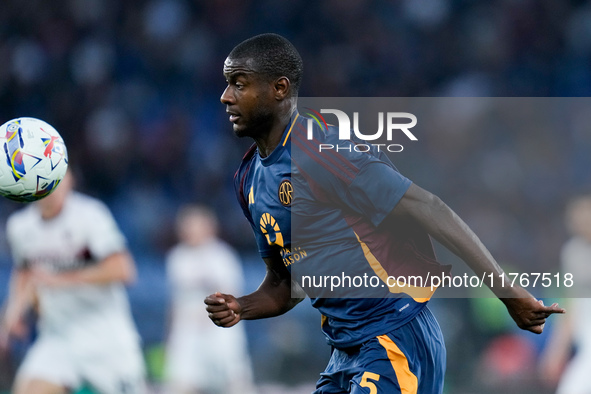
[278, 179, 292, 207]
[260, 213, 284, 247]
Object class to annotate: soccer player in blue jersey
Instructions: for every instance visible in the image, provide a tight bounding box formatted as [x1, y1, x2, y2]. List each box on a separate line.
[205, 33, 565, 393]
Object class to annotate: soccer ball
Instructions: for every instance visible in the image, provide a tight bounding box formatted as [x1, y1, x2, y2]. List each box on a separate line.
[0, 117, 68, 202]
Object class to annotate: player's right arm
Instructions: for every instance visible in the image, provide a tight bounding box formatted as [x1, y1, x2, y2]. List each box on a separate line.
[204, 253, 303, 327]
[390, 182, 565, 333]
[30, 251, 136, 287]
[1, 268, 35, 345]
[2, 215, 36, 345]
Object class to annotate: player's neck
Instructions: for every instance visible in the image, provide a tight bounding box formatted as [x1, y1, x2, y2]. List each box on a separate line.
[254, 107, 296, 158]
[38, 195, 67, 220]
[40, 203, 64, 220]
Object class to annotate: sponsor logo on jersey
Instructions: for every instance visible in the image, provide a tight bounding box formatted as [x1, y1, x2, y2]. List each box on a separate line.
[281, 246, 307, 267]
[259, 213, 284, 247]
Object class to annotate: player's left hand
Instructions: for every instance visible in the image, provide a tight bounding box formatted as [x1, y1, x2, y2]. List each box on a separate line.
[503, 296, 565, 334]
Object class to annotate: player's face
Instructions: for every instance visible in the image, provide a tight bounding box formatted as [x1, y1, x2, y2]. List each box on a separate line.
[178, 213, 215, 246]
[37, 170, 73, 219]
[570, 201, 591, 242]
[220, 57, 276, 138]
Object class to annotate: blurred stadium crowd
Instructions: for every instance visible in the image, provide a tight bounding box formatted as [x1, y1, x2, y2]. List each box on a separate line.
[1, 0, 591, 393]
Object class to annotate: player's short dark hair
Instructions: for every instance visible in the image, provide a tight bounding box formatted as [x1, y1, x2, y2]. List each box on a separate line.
[229, 33, 303, 96]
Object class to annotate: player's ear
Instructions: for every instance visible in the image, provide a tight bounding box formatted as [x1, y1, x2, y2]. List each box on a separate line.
[274, 77, 291, 100]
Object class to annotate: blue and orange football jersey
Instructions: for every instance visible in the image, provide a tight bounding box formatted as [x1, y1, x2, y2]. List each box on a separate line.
[235, 112, 450, 348]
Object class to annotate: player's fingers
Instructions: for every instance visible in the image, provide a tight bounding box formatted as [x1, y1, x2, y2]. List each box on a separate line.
[204, 303, 231, 313]
[219, 314, 241, 328]
[217, 312, 239, 326]
[545, 305, 566, 314]
[528, 318, 547, 326]
[218, 292, 233, 300]
[531, 310, 550, 318]
[531, 302, 565, 315]
[209, 312, 239, 327]
[204, 295, 226, 306]
[205, 304, 230, 312]
[527, 324, 544, 334]
[208, 309, 234, 320]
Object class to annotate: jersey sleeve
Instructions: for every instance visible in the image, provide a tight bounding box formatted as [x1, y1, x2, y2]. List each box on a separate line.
[293, 138, 411, 228]
[236, 192, 278, 259]
[347, 161, 411, 227]
[234, 148, 277, 258]
[84, 201, 128, 260]
[245, 215, 278, 258]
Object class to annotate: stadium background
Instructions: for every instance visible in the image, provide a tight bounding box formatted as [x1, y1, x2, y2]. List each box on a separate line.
[0, 1, 590, 393]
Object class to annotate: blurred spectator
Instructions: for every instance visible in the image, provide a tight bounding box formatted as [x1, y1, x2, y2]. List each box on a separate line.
[0, 171, 146, 393]
[164, 205, 255, 394]
[540, 195, 591, 394]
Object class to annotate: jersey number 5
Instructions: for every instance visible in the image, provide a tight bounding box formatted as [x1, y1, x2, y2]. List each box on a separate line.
[360, 371, 380, 394]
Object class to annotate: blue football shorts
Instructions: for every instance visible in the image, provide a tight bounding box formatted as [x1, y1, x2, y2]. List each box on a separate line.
[313, 306, 446, 394]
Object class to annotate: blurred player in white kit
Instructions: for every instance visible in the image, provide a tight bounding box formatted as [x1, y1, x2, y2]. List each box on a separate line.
[0, 171, 146, 394]
[541, 194, 591, 394]
[164, 205, 255, 394]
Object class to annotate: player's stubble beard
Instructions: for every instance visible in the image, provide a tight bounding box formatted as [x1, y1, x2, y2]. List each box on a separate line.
[233, 104, 275, 141]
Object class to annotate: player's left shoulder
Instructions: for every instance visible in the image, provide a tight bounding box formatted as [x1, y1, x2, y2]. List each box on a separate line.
[69, 191, 108, 210]
[65, 192, 117, 225]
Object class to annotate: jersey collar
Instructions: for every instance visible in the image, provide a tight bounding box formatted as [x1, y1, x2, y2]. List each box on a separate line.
[281, 111, 300, 147]
[260, 111, 300, 166]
